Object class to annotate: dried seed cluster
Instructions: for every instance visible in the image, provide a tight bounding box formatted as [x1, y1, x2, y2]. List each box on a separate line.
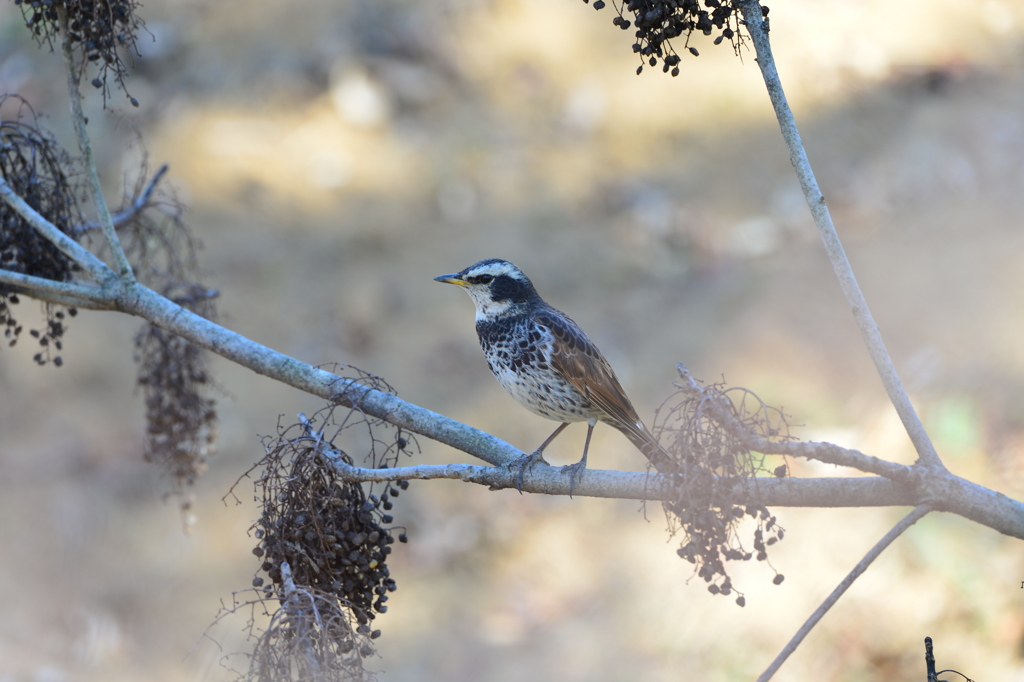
[585, 0, 764, 76]
[0, 96, 82, 366]
[654, 374, 788, 605]
[119, 160, 220, 492]
[16, 0, 144, 104]
[136, 324, 218, 487]
[23, 304, 75, 366]
[253, 465, 403, 623]
[236, 402, 414, 679]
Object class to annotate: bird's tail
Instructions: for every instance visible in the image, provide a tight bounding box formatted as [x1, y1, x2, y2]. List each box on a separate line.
[618, 422, 676, 474]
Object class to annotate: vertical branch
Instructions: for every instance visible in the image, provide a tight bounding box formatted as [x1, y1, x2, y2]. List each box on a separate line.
[56, 5, 135, 282]
[756, 504, 932, 682]
[735, 0, 943, 471]
[925, 637, 938, 682]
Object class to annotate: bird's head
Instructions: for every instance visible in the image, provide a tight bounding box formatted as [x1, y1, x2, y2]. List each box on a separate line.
[434, 259, 541, 321]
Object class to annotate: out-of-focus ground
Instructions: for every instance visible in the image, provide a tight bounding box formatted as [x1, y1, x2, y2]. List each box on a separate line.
[2, 0, 1024, 679]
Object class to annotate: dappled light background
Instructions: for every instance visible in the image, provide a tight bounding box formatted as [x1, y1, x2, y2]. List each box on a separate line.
[2, 0, 1024, 679]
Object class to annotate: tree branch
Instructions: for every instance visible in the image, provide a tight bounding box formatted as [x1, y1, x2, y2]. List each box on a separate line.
[5, 5, 1013, 679]
[71, 163, 170, 235]
[0, 279, 975, 539]
[56, 5, 135, 282]
[736, 0, 943, 471]
[3, 170, 1022, 538]
[311, 431, 1022, 537]
[113, 280, 526, 465]
[4, 140, 1019, 536]
[314, 435, 921, 504]
[0, 177, 112, 283]
[0, 267, 116, 309]
[278, 561, 326, 682]
[757, 504, 933, 682]
[750, 440, 912, 481]
[674, 364, 915, 482]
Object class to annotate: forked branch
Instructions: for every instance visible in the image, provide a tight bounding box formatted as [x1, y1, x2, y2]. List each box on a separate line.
[730, 2, 972, 676]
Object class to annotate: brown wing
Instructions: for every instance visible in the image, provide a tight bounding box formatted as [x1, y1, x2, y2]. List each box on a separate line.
[535, 309, 675, 472]
[535, 309, 642, 432]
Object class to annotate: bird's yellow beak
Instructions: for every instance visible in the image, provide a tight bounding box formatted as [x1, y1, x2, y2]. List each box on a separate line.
[434, 273, 467, 287]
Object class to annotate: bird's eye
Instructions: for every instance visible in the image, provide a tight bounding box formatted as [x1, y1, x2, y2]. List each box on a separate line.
[477, 274, 494, 284]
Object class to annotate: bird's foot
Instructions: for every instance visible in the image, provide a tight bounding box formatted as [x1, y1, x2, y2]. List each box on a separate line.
[560, 460, 587, 497]
[505, 449, 549, 493]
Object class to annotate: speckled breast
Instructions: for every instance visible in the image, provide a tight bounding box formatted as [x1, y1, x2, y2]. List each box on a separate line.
[476, 315, 595, 423]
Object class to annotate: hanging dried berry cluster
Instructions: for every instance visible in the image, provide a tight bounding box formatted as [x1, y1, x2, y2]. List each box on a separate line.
[584, 0, 766, 76]
[232, 402, 414, 680]
[135, 322, 218, 487]
[252, 462, 403, 624]
[23, 304, 76, 366]
[118, 158, 220, 492]
[0, 96, 83, 366]
[653, 366, 789, 605]
[15, 0, 144, 105]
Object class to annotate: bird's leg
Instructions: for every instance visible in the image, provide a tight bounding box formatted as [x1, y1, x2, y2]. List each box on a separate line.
[561, 418, 596, 497]
[506, 422, 570, 492]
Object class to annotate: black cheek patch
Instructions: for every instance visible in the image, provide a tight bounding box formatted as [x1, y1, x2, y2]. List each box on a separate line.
[489, 274, 524, 302]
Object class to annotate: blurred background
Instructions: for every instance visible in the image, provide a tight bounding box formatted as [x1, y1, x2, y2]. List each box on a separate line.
[2, 0, 1024, 679]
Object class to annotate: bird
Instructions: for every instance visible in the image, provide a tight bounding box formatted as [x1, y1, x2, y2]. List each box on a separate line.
[434, 258, 674, 492]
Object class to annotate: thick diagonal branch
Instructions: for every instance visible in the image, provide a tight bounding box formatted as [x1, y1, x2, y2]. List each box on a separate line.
[736, 0, 942, 471]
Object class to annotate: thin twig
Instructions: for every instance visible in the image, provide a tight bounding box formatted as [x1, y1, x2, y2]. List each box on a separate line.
[675, 364, 915, 482]
[56, 5, 135, 281]
[749, 439, 913, 481]
[756, 504, 932, 682]
[736, 0, 942, 471]
[279, 561, 325, 682]
[71, 163, 170, 234]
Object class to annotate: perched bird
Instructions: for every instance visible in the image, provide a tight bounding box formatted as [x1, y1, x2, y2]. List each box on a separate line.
[434, 258, 674, 491]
